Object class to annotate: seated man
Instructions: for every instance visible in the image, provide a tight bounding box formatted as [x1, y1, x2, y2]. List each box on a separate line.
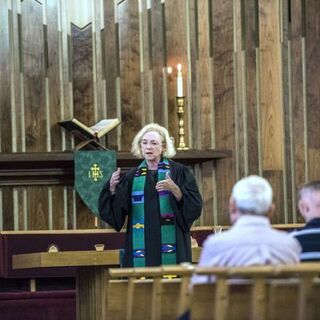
[291, 181, 320, 261]
[193, 175, 301, 284]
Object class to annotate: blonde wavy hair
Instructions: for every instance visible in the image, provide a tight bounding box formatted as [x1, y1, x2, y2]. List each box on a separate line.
[131, 123, 176, 158]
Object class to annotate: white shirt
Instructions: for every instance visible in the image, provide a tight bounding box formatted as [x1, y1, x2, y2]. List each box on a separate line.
[192, 215, 301, 284]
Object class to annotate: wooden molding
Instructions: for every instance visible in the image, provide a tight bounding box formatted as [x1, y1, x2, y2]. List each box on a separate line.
[0, 149, 231, 186]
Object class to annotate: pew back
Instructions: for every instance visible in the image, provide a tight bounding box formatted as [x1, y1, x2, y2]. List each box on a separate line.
[108, 263, 320, 320]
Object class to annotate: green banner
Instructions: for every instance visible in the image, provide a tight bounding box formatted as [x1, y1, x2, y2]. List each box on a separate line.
[74, 150, 116, 216]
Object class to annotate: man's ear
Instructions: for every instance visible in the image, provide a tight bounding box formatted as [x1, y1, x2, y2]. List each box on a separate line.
[229, 198, 239, 224]
[266, 203, 275, 219]
[298, 199, 308, 216]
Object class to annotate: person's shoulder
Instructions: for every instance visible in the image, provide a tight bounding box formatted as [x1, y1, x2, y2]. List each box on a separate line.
[271, 228, 301, 247]
[119, 168, 136, 184]
[169, 159, 189, 174]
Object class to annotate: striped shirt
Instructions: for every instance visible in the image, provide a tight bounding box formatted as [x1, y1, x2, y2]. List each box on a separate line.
[291, 218, 320, 262]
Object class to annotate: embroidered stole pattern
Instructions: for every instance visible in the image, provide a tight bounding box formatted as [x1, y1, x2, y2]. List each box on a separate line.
[131, 158, 177, 267]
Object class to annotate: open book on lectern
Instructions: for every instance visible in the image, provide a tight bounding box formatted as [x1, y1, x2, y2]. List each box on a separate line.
[58, 118, 120, 150]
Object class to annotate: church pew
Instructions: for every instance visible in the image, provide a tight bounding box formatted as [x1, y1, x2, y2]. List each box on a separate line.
[108, 265, 193, 320]
[108, 263, 320, 320]
[191, 263, 320, 320]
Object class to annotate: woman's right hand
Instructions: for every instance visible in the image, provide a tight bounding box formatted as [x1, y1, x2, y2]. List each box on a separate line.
[109, 168, 121, 194]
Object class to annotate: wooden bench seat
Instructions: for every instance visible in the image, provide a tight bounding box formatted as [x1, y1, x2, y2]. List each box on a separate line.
[108, 263, 320, 320]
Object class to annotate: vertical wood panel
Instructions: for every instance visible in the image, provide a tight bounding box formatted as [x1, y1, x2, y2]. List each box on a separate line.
[259, 1, 283, 170]
[47, 0, 62, 151]
[21, 0, 49, 230]
[27, 187, 48, 230]
[0, 2, 11, 229]
[118, 0, 141, 150]
[104, 0, 118, 149]
[22, 0, 46, 151]
[259, 1, 284, 222]
[51, 186, 65, 229]
[290, 0, 306, 222]
[234, 0, 245, 179]
[197, 0, 214, 225]
[139, 0, 151, 124]
[306, 0, 320, 181]
[2, 188, 14, 230]
[244, 0, 259, 175]
[71, 24, 95, 228]
[71, 24, 94, 124]
[212, 0, 236, 224]
[151, 0, 165, 125]
[165, 0, 188, 145]
[11, 1, 23, 152]
[59, 0, 73, 151]
[1, 4, 12, 153]
[281, 1, 292, 223]
[188, 0, 200, 148]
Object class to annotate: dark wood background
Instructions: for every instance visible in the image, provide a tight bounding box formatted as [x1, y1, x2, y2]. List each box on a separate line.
[0, 0, 319, 230]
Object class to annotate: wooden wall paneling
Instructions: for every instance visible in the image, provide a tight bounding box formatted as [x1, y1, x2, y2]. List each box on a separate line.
[0, 3, 12, 229]
[47, 0, 62, 151]
[71, 24, 96, 228]
[259, 0, 285, 222]
[51, 186, 65, 229]
[150, 0, 165, 125]
[75, 191, 95, 229]
[281, 1, 293, 223]
[93, 0, 104, 122]
[66, 187, 76, 229]
[27, 187, 48, 230]
[305, 0, 320, 181]
[265, 170, 284, 224]
[211, 0, 236, 225]
[234, 0, 245, 179]
[2, 187, 14, 230]
[139, 0, 151, 124]
[164, 0, 188, 146]
[47, 0, 65, 229]
[117, 0, 142, 150]
[197, 0, 214, 225]
[259, 0, 284, 170]
[10, 1, 23, 153]
[103, 0, 118, 149]
[22, 0, 46, 151]
[290, 0, 307, 222]
[187, 0, 200, 148]
[1, 3, 12, 153]
[244, 0, 260, 176]
[71, 24, 94, 125]
[17, 188, 27, 230]
[59, 0, 73, 150]
[197, 0, 213, 149]
[21, 1, 49, 230]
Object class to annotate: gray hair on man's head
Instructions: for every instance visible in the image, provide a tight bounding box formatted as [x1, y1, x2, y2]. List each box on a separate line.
[232, 175, 273, 215]
[131, 123, 176, 158]
[298, 180, 320, 201]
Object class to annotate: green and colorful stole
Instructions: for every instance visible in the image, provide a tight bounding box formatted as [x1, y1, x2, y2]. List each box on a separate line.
[131, 158, 177, 267]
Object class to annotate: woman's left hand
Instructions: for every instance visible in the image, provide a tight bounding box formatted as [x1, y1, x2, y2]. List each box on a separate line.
[156, 172, 183, 201]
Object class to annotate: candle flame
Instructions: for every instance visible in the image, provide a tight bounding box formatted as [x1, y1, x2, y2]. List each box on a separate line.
[167, 66, 172, 74]
[177, 64, 182, 72]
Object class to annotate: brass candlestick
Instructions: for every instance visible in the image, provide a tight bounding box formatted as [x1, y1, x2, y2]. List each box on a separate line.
[176, 96, 189, 150]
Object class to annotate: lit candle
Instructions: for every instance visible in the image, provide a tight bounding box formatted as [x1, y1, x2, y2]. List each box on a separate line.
[177, 64, 183, 97]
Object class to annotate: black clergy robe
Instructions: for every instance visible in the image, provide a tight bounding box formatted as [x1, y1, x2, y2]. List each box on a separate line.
[98, 160, 202, 267]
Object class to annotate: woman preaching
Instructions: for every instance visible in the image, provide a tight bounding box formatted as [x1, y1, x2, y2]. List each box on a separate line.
[99, 123, 202, 267]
